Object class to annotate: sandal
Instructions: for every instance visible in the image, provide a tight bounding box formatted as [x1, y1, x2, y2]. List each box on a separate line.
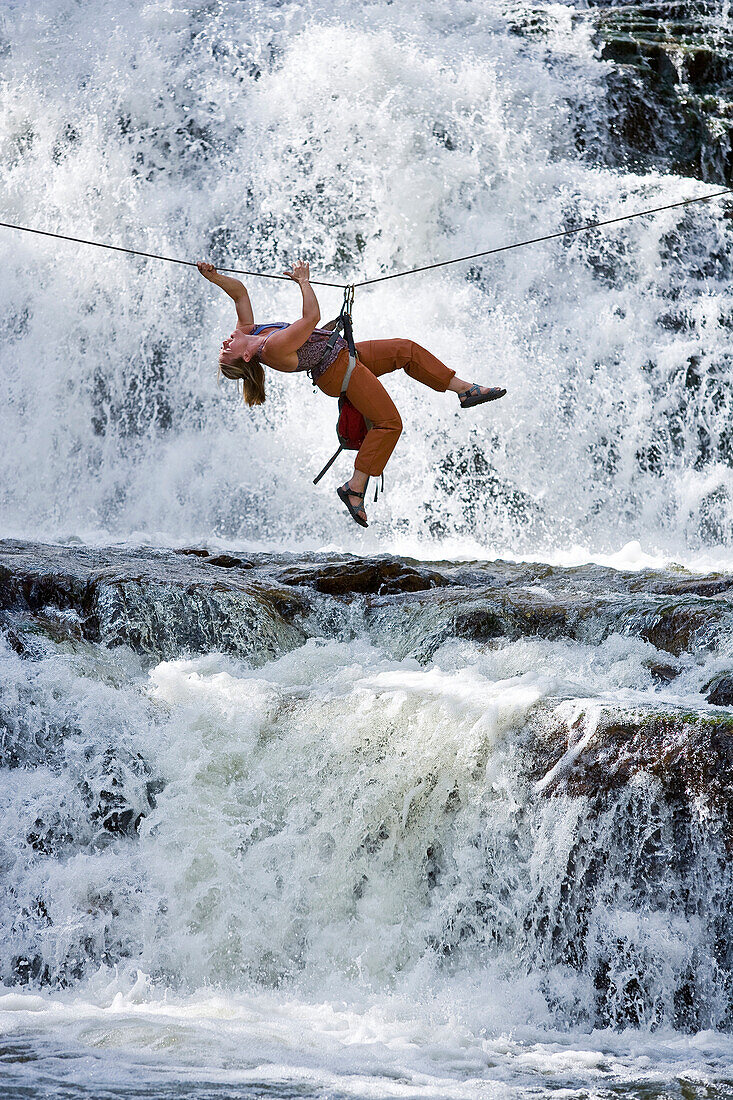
[337, 482, 368, 528]
[459, 384, 506, 409]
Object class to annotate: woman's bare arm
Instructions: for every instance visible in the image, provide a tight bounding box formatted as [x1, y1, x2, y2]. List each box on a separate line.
[263, 260, 321, 356]
[197, 262, 254, 327]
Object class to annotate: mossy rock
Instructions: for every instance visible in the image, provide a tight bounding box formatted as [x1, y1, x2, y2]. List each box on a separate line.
[529, 704, 733, 825]
[592, 1, 733, 182]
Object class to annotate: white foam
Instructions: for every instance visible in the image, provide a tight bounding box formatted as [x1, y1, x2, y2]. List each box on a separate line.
[0, 1, 731, 561]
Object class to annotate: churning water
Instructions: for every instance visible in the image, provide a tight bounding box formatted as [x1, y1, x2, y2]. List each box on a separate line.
[2, 1, 733, 1097]
[1, 0, 732, 562]
[2, 609, 733, 1100]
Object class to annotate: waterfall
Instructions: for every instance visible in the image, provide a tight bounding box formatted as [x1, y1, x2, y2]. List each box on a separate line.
[1, 0, 731, 560]
[2, 4, 733, 1097]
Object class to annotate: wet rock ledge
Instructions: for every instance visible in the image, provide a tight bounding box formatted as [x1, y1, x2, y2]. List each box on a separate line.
[1, 538, 733, 667]
[593, 0, 733, 183]
[511, 1, 733, 183]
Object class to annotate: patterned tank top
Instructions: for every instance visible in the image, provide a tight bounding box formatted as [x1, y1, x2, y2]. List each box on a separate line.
[251, 323, 347, 384]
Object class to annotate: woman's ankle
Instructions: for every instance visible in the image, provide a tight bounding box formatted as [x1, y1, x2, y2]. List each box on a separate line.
[448, 376, 471, 393]
[350, 473, 369, 494]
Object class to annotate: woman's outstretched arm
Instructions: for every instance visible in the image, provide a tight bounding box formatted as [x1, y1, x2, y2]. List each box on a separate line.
[263, 260, 321, 355]
[197, 262, 254, 328]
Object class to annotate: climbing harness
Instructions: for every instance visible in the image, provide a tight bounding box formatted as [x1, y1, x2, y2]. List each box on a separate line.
[314, 284, 356, 375]
[312, 286, 362, 480]
[312, 286, 384, 503]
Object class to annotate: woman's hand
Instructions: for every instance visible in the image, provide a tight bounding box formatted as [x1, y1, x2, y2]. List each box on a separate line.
[285, 257, 320, 329]
[284, 259, 310, 284]
[198, 262, 251, 319]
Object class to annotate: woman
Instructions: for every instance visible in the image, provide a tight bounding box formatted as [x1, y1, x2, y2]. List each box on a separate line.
[198, 258, 506, 528]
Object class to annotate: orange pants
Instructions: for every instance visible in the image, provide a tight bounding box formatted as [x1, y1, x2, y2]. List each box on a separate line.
[316, 339, 455, 476]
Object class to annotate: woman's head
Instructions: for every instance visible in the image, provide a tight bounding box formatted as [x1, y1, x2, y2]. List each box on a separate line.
[219, 329, 266, 406]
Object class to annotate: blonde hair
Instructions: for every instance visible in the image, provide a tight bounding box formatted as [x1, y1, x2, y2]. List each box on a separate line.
[218, 355, 266, 406]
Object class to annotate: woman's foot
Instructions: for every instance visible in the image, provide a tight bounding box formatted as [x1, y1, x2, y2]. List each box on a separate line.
[458, 383, 506, 408]
[337, 482, 368, 527]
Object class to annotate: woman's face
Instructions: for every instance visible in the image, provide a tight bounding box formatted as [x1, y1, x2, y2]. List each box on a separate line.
[220, 328, 258, 364]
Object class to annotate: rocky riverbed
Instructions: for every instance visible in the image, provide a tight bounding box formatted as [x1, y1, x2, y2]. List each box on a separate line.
[3, 536, 732, 674]
[5, 3, 733, 1097]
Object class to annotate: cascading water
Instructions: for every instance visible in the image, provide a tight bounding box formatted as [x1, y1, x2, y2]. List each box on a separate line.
[2, 3, 733, 1098]
[1, 538, 733, 1097]
[1, 0, 732, 559]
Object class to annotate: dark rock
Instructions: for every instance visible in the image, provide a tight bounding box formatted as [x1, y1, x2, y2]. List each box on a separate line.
[1, 623, 28, 656]
[366, 579, 733, 661]
[84, 749, 160, 838]
[683, 46, 726, 87]
[278, 556, 449, 596]
[96, 803, 142, 835]
[705, 674, 733, 706]
[530, 706, 733, 824]
[635, 603, 714, 655]
[251, 584, 308, 622]
[26, 818, 74, 855]
[95, 578, 308, 661]
[145, 778, 166, 809]
[517, 704, 733, 1030]
[22, 610, 86, 645]
[507, 599, 573, 638]
[12, 955, 49, 986]
[2, 540, 733, 662]
[601, 36, 645, 66]
[0, 563, 95, 621]
[206, 554, 251, 568]
[593, 3, 733, 183]
[628, 571, 733, 598]
[0, 541, 307, 661]
[450, 607, 505, 642]
[648, 661, 680, 683]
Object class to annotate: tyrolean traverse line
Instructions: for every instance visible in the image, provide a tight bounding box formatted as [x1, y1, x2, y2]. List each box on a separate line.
[1, 185, 731, 292]
[352, 187, 733, 286]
